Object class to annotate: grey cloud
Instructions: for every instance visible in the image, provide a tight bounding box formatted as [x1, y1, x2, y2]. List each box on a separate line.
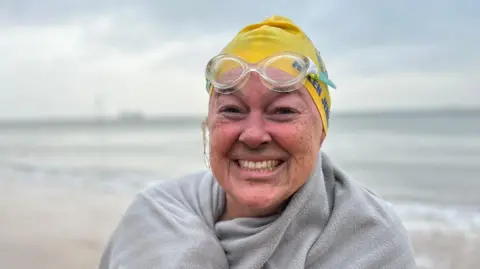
[316, 0, 479, 46]
[2, 0, 478, 71]
[5, 0, 477, 60]
[0, 0, 301, 30]
[2, 0, 478, 41]
[0, 0, 117, 25]
[0, 0, 479, 119]
[303, 0, 480, 78]
[336, 43, 479, 77]
[0, 0, 311, 54]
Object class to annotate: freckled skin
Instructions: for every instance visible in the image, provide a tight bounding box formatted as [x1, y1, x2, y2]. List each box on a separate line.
[207, 72, 325, 220]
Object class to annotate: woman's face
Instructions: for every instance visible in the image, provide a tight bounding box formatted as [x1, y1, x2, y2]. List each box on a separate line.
[207, 72, 324, 219]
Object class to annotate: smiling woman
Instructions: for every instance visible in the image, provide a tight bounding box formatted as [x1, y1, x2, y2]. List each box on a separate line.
[207, 72, 324, 220]
[98, 15, 417, 269]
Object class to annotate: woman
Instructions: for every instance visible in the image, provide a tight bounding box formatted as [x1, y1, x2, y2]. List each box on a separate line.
[99, 16, 416, 268]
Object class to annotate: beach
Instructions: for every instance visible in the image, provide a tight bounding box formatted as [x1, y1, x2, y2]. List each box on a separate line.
[0, 182, 131, 269]
[412, 230, 480, 269]
[1, 181, 479, 269]
[0, 111, 479, 268]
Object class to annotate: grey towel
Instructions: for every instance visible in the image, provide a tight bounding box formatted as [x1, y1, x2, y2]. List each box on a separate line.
[99, 152, 417, 268]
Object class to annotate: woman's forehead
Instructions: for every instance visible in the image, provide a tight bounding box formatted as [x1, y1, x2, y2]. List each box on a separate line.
[212, 75, 314, 107]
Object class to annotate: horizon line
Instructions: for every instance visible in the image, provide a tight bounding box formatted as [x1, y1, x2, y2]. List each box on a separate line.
[0, 106, 478, 124]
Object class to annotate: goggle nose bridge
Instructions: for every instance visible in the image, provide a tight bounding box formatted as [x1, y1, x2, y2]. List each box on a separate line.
[235, 65, 283, 85]
[230, 56, 317, 83]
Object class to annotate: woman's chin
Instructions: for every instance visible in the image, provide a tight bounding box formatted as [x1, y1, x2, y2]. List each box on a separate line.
[232, 185, 287, 215]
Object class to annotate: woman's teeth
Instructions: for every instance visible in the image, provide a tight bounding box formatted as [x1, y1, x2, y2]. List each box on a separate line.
[238, 160, 280, 171]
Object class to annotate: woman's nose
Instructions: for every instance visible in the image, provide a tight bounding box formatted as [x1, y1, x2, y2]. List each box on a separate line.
[238, 112, 272, 149]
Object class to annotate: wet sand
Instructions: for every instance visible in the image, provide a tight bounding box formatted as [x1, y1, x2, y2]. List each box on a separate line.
[411, 229, 480, 269]
[0, 182, 478, 269]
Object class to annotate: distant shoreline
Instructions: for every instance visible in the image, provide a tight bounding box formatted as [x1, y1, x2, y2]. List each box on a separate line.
[0, 116, 205, 129]
[332, 107, 480, 118]
[0, 107, 478, 128]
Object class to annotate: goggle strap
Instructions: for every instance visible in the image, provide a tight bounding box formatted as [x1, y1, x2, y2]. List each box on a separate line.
[317, 72, 337, 89]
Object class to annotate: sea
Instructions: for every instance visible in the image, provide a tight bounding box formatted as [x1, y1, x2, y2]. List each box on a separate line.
[1, 109, 479, 266]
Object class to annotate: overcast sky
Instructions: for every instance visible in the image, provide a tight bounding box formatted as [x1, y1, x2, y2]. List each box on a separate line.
[0, 0, 478, 119]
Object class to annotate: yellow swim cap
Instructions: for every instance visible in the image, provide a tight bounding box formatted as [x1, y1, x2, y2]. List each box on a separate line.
[210, 15, 336, 133]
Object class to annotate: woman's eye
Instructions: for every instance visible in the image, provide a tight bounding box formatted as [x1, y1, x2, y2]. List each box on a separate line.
[220, 106, 241, 113]
[273, 107, 295, 114]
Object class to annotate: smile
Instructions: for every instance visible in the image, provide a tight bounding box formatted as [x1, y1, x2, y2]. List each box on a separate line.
[236, 160, 284, 172]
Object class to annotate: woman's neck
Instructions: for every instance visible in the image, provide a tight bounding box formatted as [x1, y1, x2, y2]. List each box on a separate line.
[219, 195, 289, 221]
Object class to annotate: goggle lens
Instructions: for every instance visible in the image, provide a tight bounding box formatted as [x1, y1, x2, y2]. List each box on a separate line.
[206, 53, 314, 94]
[263, 55, 306, 85]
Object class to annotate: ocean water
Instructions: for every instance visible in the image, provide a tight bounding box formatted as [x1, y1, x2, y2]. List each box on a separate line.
[1, 110, 479, 254]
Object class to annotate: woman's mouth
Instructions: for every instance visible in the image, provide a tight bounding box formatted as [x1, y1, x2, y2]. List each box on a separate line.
[235, 159, 284, 173]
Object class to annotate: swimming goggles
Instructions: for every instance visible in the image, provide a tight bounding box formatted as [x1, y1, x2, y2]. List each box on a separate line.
[205, 52, 335, 94]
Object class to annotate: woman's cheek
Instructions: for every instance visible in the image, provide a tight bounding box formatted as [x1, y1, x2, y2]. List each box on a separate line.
[271, 121, 314, 152]
[209, 123, 239, 155]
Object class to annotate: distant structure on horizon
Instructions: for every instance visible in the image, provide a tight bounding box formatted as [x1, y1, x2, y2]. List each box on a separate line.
[117, 110, 146, 121]
[93, 92, 146, 122]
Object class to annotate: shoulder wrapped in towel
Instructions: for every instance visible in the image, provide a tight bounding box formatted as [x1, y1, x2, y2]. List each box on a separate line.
[99, 152, 417, 268]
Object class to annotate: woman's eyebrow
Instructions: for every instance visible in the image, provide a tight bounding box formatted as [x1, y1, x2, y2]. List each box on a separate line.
[214, 92, 244, 108]
[214, 88, 303, 107]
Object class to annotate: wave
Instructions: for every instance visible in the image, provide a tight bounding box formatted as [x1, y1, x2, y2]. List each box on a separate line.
[392, 202, 480, 234]
[4, 160, 479, 227]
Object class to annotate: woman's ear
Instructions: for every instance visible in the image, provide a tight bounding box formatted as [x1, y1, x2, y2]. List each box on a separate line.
[201, 117, 210, 168]
[201, 117, 209, 141]
[319, 127, 326, 149]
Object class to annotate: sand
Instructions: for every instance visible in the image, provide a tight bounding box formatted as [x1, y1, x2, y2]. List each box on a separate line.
[411, 229, 480, 269]
[0, 182, 478, 269]
[0, 182, 132, 269]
